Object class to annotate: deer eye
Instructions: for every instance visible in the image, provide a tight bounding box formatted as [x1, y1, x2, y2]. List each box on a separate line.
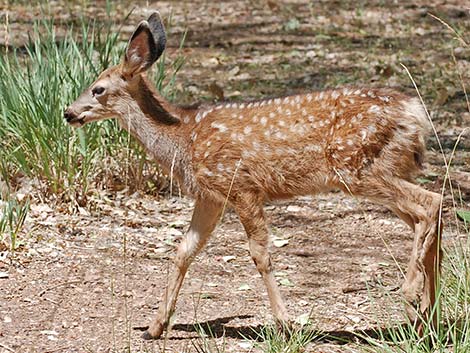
[92, 86, 105, 96]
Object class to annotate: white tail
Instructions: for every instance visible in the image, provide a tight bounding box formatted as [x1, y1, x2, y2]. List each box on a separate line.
[65, 12, 442, 339]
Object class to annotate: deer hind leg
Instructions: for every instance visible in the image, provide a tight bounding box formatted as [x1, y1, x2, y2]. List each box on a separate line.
[232, 193, 289, 325]
[143, 199, 223, 340]
[357, 177, 442, 330]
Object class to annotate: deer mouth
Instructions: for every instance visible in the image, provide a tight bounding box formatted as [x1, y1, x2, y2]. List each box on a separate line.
[64, 110, 87, 127]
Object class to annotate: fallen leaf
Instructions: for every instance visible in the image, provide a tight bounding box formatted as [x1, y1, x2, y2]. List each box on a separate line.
[40, 330, 58, 336]
[273, 238, 289, 248]
[279, 278, 294, 287]
[0, 272, 9, 279]
[457, 210, 470, 223]
[222, 255, 236, 262]
[295, 313, 311, 326]
[238, 283, 251, 291]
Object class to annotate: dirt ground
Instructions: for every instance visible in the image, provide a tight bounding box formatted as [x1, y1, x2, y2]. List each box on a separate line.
[1, 1, 470, 352]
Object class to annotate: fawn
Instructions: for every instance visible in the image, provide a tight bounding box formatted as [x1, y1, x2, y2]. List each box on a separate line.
[64, 12, 442, 339]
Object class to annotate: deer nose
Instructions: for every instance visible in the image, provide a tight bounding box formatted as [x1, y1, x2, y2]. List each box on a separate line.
[64, 110, 76, 122]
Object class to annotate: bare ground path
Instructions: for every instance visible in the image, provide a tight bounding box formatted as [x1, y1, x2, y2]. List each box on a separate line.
[0, 1, 469, 352]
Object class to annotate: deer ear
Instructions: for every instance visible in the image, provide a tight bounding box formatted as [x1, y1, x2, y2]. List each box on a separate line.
[123, 12, 166, 78]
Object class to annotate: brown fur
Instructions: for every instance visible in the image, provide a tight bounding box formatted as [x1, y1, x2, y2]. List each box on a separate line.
[64, 12, 442, 340]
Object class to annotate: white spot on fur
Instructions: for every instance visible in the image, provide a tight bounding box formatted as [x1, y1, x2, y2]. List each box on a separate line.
[368, 105, 381, 114]
[241, 150, 252, 159]
[206, 140, 212, 147]
[217, 163, 225, 172]
[244, 126, 252, 134]
[305, 144, 321, 153]
[306, 93, 313, 102]
[278, 120, 286, 127]
[275, 98, 281, 105]
[203, 169, 213, 176]
[195, 112, 202, 123]
[379, 96, 390, 103]
[253, 116, 259, 123]
[269, 112, 276, 118]
[331, 91, 340, 99]
[360, 130, 367, 141]
[240, 103, 245, 109]
[308, 115, 315, 122]
[211, 122, 228, 132]
[260, 117, 268, 126]
[248, 102, 253, 108]
[283, 97, 290, 104]
[204, 151, 210, 158]
[183, 116, 190, 124]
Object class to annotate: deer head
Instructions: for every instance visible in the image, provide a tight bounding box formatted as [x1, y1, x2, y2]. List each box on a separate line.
[64, 12, 168, 127]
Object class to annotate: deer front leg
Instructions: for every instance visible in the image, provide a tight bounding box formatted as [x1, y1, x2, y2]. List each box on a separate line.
[233, 195, 289, 325]
[143, 198, 222, 340]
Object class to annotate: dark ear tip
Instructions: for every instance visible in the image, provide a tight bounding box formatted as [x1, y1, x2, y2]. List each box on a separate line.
[147, 11, 163, 23]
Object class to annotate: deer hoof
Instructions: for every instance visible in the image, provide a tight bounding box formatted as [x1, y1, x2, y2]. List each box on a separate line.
[142, 322, 165, 340]
[142, 330, 155, 340]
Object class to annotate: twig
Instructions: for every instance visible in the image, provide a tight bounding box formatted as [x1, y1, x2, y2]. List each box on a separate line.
[43, 297, 59, 305]
[43, 346, 72, 353]
[0, 342, 15, 353]
[38, 280, 81, 297]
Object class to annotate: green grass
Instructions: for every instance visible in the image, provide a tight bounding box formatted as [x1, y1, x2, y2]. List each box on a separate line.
[0, 8, 185, 205]
[0, 198, 29, 251]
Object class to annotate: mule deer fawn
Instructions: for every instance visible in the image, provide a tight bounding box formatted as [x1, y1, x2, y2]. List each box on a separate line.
[65, 12, 442, 339]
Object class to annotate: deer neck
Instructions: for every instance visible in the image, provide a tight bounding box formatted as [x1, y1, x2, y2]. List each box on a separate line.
[117, 75, 197, 194]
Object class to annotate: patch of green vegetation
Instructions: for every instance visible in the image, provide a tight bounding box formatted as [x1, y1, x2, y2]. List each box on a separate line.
[0, 198, 29, 251]
[0, 8, 185, 204]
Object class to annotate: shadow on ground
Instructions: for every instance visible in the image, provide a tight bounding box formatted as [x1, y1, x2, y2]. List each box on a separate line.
[134, 314, 412, 344]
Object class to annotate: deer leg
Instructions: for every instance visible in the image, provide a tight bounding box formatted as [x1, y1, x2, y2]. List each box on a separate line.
[233, 195, 289, 325]
[143, 198, 223, 340]
[392, 185, 442, 330]
[363, 178, 442, 331]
